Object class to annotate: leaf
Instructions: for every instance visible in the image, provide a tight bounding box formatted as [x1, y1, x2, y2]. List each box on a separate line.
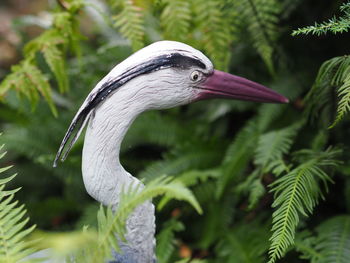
[292, 2, 350, 36]
[268, 148, 341, 263]
[94, 176, 202, 261]
[330, 73, 350, 127]
[0, 60, 57, 116]
[192, 0, 232, 70]
[0, 143, 37, 262]
[296, 216, 350, 263]
[111, 0, 145, 50]
[234, 0, 281, 74]
[254, 121, 303, 170]
[160, 0, 191, 42]
[156, 218, 185, 263]
[41, 45, 69, 93]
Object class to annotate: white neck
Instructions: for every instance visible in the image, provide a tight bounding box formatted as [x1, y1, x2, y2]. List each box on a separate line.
[82, 83, 156, 262]
[82, 96, 142, 205]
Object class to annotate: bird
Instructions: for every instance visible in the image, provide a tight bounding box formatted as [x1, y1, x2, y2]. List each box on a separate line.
[53, 41, 288, 263]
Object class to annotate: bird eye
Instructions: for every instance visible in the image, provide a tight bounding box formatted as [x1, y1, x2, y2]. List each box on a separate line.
[190, 71, 201, 82]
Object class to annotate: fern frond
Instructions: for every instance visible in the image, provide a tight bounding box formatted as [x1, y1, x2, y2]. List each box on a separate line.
[122, 111, 184, 150]
[268, 148, 341, 263]
[294, 231, 322, 262]
[235, 170, 262, 209]
[160, 0, 191, 42]
[305, 55, 350, 124]
[217, 119, 260, 198]
[237, 123, 299, 209]
[0, 146, 37, 263]
[0, 60, 57, 116]
[139, 140, 222, 181]
[234, 0, 281, 73]
[192, 0, 232, 70]
[331, 73, 350, 127]
[158, 169, 219, 210]
[217, 103, 286, 198]
[25, 30, 69, 93]
[292, 2, 350, 36]
[297, 216, 350, 263]
[295, 216, 350, 263]
[156, 218, 184, 263]
[254, 121, 302, 170]
[247, 178, 265, 210]
[216, 220, 270, 263]
[110, 0, 145, 50]
[0, 4, 84, 115]
[95, 176, 201, 261]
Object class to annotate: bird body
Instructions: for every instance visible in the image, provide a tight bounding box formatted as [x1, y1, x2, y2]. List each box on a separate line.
[55, 41, 288, 262]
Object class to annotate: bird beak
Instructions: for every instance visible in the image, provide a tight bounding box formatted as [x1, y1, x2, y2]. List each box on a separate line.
[196, 70, 288, 103]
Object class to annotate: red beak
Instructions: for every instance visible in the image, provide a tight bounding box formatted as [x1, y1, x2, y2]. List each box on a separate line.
[196, 70, 288, 103]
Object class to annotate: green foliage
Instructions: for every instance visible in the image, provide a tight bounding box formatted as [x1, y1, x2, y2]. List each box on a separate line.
[0, 1, 84, 116]
[1, 1, 350, 263]
[156, 218, 185, 263]
[32, 176, 201, 262]
[0, 145, 37, 263]
[216, 220, 270, 263]
[268, 148, 341, 263]
[160, 0, 191, 42]
[305, 55, 350, 127]
[0, 60, 57, 116]
[192, 0, 232, 70]
[292, 2, 350, 35]
[110, 0, 145, 51]
[233, 0, 281, 73]
[294, 1, 350, 127]
[254, 121, 302, 170]
[296, 216, 350, 263]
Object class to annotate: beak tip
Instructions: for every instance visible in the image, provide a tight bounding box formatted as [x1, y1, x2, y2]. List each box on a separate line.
[281, 97, 289, 103]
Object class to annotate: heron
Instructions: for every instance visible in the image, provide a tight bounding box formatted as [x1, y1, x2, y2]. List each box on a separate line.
[53, 41, 288, 263]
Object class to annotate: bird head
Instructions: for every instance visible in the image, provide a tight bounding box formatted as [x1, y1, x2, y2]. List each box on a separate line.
[54, 41, 288, 166]
[97, 41, 288, 110]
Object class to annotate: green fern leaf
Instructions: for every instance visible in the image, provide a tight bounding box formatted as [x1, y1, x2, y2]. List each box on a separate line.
[292, 2, 350, 36]
[192, 0, 232, 70]
[122, 111, 183, 150]
[0, 145, 37, 263]
[268, 148, 341, 263]
[41, 43, 68, 93]
[95, 176, 202, 261]
[304, 55, 350, 127]
[0, 60, 57, 116]
[247, 178, 265, 210]
[331, 73, 350, 127]
[217, 220, 270, 263]
[305, 56, 349, 121]
[139, 140, 222, 181]
[0, 5, 84, 116]
[217, 119, 260, 198]
[156, 218, 184, 263]
[111, 0, 145, 51]
[160, 0, 191, 42]
[158, 169, 219, 210]
[299, 216, 350, 263]
[254, 122, 302, 170]
[234, 0, 281, 73]
[295, 216, 350, 263]
[217, 104, 286, 198]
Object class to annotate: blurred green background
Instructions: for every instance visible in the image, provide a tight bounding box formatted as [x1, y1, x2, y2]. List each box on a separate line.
[1, 0, 350, 262]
